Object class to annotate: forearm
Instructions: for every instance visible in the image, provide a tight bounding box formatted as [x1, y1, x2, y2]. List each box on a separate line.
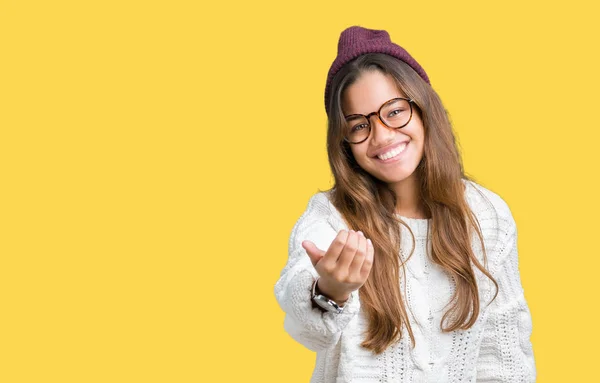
[275, 266, 360, 351]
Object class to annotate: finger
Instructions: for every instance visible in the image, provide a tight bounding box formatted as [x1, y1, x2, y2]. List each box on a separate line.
[348, 232, 367, 280]
[360, 238, 374, 279]
[320, 230, 349, 269]
[335, 230, 360, 276]
[302, 240, 325, 267]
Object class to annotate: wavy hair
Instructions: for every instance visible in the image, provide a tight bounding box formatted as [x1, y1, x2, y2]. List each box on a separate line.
[325, 53, 499, 354]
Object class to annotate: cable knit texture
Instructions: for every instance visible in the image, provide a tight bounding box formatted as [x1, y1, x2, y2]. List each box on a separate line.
[274, 179, 536, 382]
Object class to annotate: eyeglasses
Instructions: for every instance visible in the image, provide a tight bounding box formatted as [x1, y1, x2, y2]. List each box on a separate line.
[343, 97, 415, 144]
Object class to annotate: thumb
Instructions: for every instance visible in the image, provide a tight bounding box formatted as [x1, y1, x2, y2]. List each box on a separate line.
[302, 240, 325, 267]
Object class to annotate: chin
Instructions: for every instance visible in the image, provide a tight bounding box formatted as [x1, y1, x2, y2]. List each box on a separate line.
[366, 164, 418, 182]
[382, 175, 413, 184]
[367, 172, 411, 184]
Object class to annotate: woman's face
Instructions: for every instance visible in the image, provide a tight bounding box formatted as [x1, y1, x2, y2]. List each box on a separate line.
[341, 70, 425, 186]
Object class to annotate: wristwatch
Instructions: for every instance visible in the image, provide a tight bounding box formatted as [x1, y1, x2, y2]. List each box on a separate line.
[311, 277, 346, 314]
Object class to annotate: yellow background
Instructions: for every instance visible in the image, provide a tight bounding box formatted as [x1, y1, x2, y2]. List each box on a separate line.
[1, 0, 598, 381]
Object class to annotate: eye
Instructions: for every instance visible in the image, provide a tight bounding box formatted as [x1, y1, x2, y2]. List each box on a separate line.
[351, 123, 368, 132]
[388, 109, 406, 118]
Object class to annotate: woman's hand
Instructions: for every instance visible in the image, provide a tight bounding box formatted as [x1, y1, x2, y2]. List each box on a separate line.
[302, 230, 374, 302]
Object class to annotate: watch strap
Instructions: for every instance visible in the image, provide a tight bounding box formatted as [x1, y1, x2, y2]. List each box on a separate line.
[311, 277, 346, 314]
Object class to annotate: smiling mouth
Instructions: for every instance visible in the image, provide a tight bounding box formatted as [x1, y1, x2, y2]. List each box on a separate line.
[374, 142, 409, 161]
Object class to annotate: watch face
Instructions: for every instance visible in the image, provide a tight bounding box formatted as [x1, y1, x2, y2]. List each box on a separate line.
[313, 295, 342, 313]
[314, 296, 331, 309]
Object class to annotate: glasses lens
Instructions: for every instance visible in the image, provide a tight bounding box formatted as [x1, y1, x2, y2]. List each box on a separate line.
[345, 115, 370, 143]
[381, 99, 412, 128]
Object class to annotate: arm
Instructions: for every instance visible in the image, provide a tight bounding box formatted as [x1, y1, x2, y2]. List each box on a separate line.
[274, 192, 361, 352]
[476, 206, 537, 382]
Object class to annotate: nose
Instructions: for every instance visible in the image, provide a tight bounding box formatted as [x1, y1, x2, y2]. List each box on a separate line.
[368, 115, 396, 145]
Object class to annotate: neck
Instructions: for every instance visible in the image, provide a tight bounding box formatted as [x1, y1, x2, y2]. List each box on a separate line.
[389, 173, 428, 219]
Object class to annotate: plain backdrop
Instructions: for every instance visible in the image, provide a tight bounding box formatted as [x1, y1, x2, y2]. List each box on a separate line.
[1, 0, 598, 382]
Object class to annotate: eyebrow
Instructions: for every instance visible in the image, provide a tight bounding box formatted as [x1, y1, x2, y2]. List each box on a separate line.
[343, 97, 405, 118]
[344, 114, 363, 120]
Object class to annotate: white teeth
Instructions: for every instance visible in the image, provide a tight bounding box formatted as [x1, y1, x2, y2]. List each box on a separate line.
[377, 142, 408, 160]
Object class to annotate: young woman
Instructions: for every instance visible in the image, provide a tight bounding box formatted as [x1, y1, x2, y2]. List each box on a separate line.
[274, 26, 536, 382]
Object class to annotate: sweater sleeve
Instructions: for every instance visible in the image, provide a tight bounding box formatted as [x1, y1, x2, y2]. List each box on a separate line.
[476, 200, 537, 382]
[274, 192, 361, 352]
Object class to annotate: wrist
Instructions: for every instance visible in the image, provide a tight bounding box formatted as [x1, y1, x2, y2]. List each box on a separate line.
[316, 279, 350, 305]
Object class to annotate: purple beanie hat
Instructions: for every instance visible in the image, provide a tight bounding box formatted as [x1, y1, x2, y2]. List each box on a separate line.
[324, 26, 430, 115]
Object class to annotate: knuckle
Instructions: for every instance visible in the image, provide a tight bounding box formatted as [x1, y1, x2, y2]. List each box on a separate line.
[334, 237, 345, 247]
[345, 244, 358, 253]
[333, 271, 348, 281]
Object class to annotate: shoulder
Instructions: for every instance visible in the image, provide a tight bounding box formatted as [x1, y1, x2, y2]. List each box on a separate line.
[292, 190, 348, 242]
[304, 191, 333, 213]
[301, 190, 348, 232]
[288, 190, 348, 251]
[463, 179, 513, 221]
[463, 178, 516, 230]
[462, 179, 518, 271]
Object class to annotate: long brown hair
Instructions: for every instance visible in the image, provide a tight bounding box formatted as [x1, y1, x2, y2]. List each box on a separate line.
[325, 53, 499, 354]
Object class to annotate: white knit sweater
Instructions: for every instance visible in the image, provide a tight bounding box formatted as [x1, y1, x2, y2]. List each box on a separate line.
[274, 179, 536, 382]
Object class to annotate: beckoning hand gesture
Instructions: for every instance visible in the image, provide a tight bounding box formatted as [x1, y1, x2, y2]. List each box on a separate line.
[302, 230, 374, 304]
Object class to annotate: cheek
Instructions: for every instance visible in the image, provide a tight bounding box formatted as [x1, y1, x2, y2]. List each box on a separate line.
[350, 146, 369, 164]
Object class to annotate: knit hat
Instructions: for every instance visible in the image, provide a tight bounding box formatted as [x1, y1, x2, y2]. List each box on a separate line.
[324, 26, 430, 115]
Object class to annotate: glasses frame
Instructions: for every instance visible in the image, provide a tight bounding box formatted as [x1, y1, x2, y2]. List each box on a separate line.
[343, 97, 415, 144]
